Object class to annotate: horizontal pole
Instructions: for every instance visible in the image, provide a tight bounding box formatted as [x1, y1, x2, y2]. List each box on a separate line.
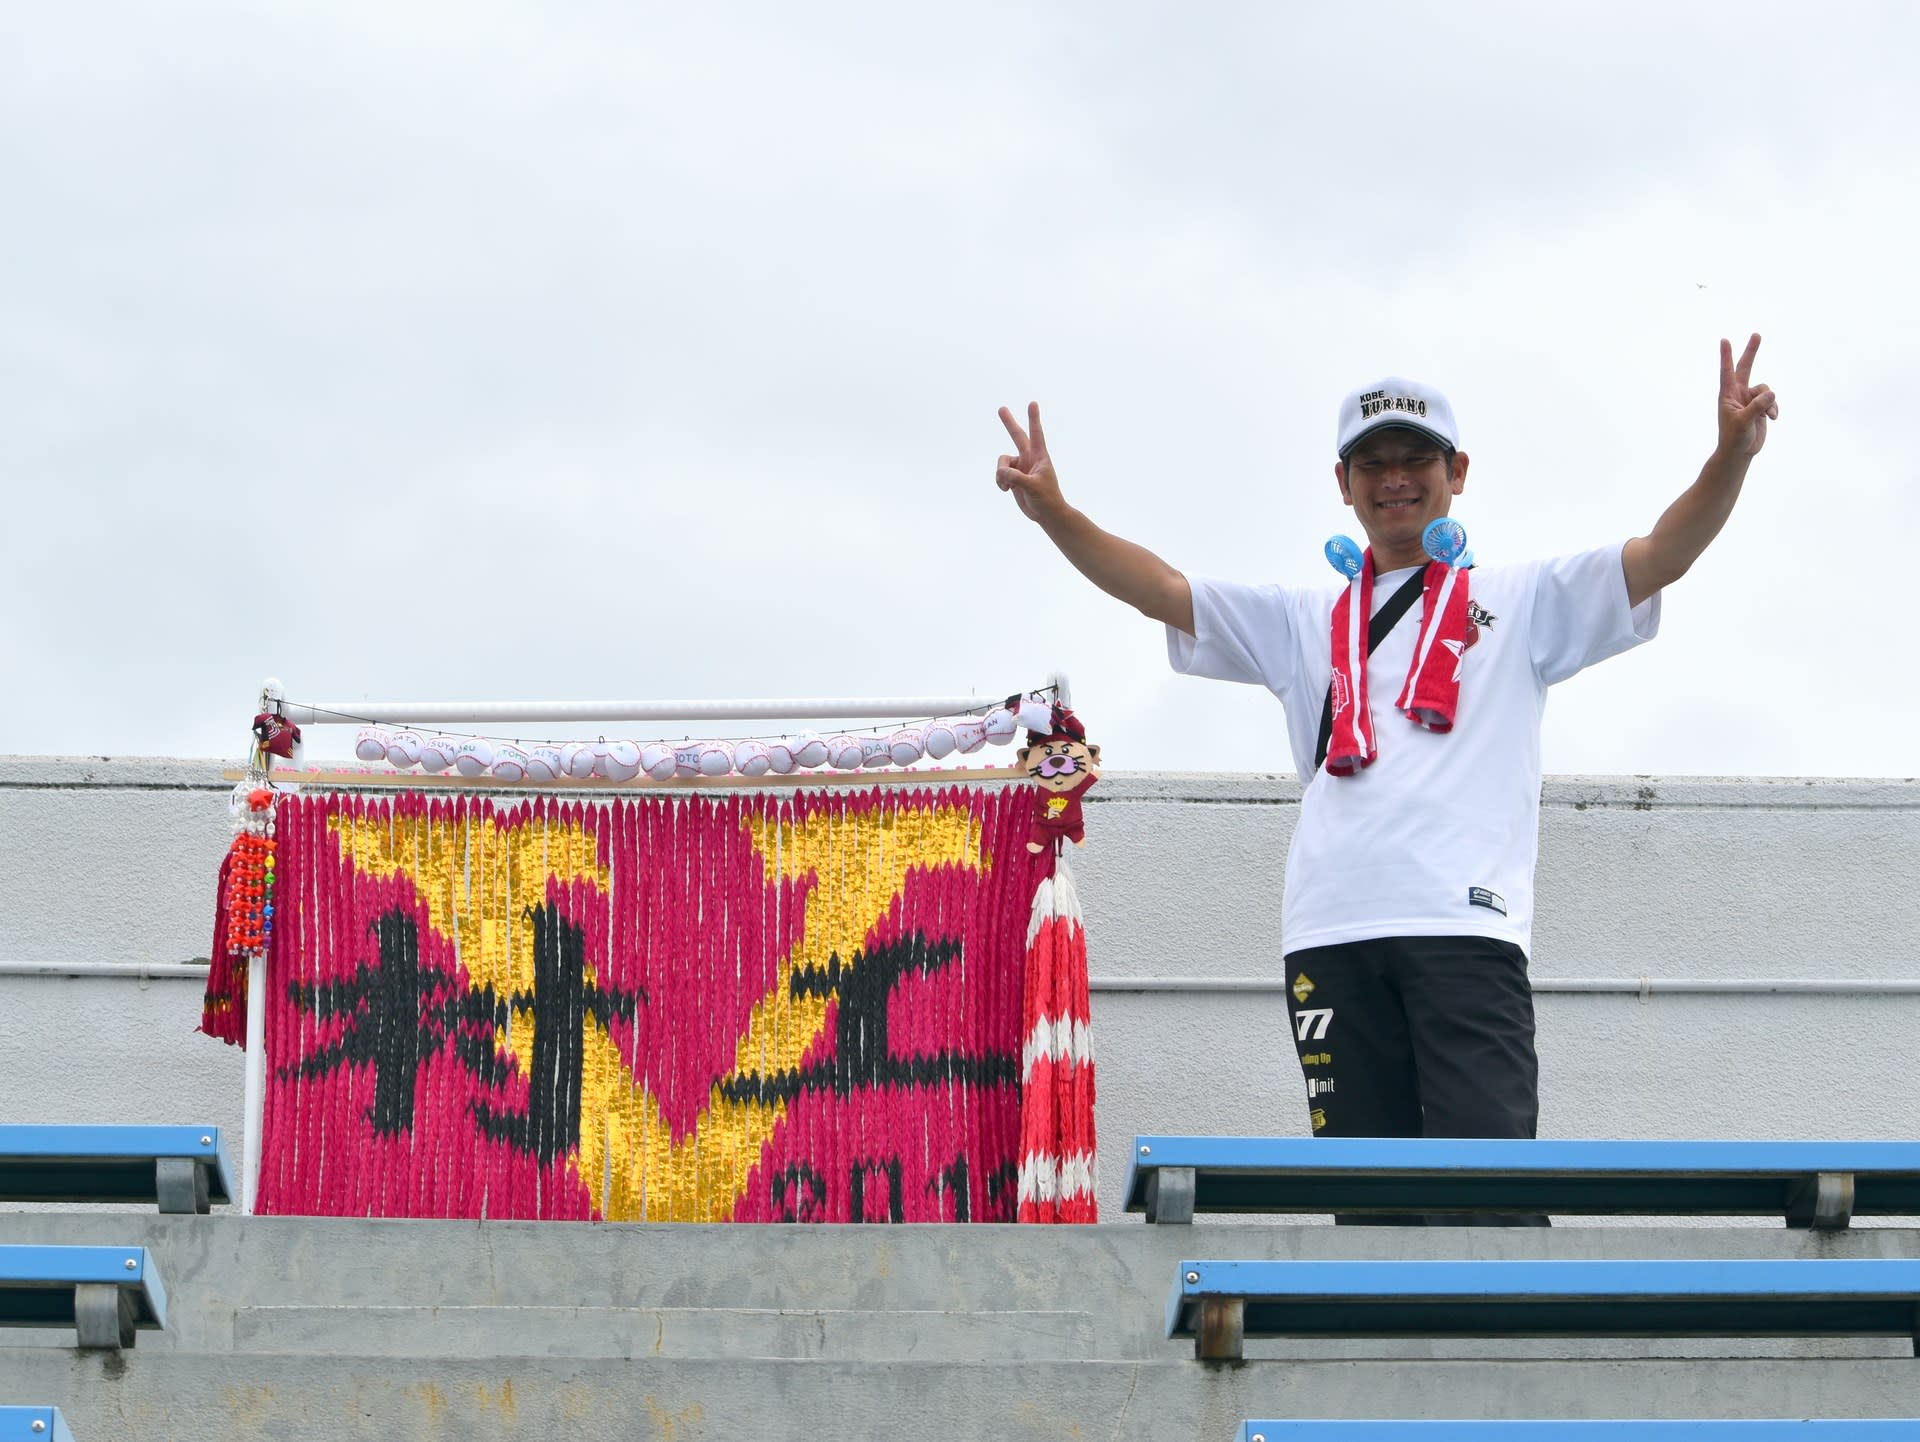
[1089, 976, 1920, 996]
[282, 695, 1002, 726]
[225, 765, 1025, 790]
[0, 961, 210, 979]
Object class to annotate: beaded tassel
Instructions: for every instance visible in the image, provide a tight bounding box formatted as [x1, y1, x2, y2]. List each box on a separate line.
[222, 788, 278, 959]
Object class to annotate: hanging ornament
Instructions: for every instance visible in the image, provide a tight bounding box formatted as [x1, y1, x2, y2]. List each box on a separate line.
[923, 721, 958, 760]
[420, 736, 461, 773]
[385, 731, 425, 768]
[1018, 704, 1100, 857]
[453, 738, 495, 778]
[251, 711, 302, 761]
[295, 682, 1068, 787]
[1011, 694, 1053, 732]
[219, 787, 279, 961]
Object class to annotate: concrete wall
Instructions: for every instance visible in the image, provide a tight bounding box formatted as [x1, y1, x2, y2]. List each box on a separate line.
[4, 758, 1917, 1220]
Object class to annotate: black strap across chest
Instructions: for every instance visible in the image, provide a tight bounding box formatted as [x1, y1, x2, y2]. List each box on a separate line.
[1312, 565, 1429, 772]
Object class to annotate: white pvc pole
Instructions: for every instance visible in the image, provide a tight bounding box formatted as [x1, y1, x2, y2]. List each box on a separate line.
[281, 695, 1002, 727]
[241, 953, 267, 1215]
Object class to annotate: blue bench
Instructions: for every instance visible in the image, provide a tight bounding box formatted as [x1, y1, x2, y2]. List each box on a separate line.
[0, 1125, 233, 1213]
[0, 1245, 169, 1350]
[1237, 1426, 1920, 1440]
[0, 1410, 77, 1442]
[1169, 1257, 1920, 1361]
[1126, 1136, 1920, 1227]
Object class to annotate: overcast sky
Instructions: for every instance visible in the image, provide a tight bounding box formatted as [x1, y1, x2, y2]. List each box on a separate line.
[5, 3, 1915, 777]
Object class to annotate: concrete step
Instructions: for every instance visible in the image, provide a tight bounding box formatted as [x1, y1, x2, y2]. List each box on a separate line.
[6, 1213, 1918, 1360]
[229, 1303, 1102, 1361]
[8, 1214, 1917, 1304]
[10, 1351, 1920, 1442]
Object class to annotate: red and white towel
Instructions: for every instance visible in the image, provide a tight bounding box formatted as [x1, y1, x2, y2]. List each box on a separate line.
[1325, 551, 1470, 776]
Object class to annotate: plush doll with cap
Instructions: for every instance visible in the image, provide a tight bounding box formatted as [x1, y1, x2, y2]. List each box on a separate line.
[1015, 701, 1100, 854]
[250, 710, 302, 762]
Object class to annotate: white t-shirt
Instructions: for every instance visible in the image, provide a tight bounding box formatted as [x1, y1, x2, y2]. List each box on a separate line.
[1167, 543, 1660, 955]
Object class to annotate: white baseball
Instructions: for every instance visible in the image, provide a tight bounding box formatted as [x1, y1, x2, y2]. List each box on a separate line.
[355, 726, 390, 763]
[952, 718, 987, 754]
[385, 730, 424, 768]
[640, 743, 677, 781]
[1014, 696, 1053, 732]
[766, 741, 797, 775]
[859, 735, 893, 768]
[673, 744, 703, 778]
[420, 735, 461, 773]
[827, 735, 864, 770]
[697, 741, 735, 777]
[889, 728, 925, 766]
[525, 746, 564, 783]
[733, 740, 772, 777]
[922, 722, 957, 760]
[982, 707, 1018, 745]
[561, 743, 596, 780]
[790, 732, 829, 769]
[491, 744, 530, 782]
[454, 738, 495, 777]
[603, 740, 642, 782]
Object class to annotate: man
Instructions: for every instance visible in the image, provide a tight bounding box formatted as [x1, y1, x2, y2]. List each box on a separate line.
[993, 338, 1778, 1215]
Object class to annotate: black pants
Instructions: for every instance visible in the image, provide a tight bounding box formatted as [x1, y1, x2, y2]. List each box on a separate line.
[1283, 934, 1549, 1227]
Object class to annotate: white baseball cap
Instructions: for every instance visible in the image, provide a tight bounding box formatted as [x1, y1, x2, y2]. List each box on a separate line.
[1336, 376, 1460, 459]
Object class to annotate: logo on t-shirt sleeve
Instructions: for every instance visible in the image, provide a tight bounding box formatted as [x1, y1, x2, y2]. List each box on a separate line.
[1468, 886, 1507, 915]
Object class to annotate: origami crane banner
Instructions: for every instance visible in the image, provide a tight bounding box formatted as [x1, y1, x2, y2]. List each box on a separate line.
[204, 787, 1093, 1222]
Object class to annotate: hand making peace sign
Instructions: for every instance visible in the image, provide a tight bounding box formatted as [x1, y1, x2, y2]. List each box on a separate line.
[1719, 333, 1780, 458]
[996, 401, 1064, 523]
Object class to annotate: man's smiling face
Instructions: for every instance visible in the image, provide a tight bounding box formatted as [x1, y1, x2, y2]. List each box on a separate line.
[1335, 426, 1469, 570]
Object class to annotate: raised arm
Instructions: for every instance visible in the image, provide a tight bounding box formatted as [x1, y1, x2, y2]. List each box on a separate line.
[1621, 334, 1780, 609]
[995, 402, 1196, 635]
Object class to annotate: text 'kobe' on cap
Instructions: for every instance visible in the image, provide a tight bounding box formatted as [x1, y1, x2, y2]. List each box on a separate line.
[1336, 376, 1460, 459]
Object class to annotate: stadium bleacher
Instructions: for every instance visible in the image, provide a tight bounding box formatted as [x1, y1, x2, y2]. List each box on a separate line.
[1124, 1135, 1920, 1227]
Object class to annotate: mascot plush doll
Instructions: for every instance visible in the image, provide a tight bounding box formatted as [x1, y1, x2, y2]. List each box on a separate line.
[1017, 703, 1100, 854]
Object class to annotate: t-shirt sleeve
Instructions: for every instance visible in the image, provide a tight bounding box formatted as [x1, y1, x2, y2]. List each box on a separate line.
[1528, 541, 1662, 685]
[1166, 574, 1298, 692]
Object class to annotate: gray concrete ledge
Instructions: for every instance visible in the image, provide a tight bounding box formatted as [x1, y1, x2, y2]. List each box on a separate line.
[4, 756, 1917, 811]
[10, 1350, 1920, 1441]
